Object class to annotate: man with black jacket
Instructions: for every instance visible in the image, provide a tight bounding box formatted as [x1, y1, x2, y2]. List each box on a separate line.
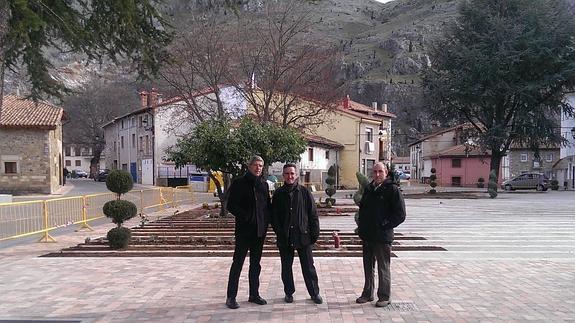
[225, 156, 270, 309]
[356, 162, 406, 307]
[271, 163, 323, 305]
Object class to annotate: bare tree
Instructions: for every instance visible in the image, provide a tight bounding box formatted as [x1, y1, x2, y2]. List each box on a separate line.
[62, 80, 137, 177]
[158, 16, 239, 129]
[229, 0, 343, 131]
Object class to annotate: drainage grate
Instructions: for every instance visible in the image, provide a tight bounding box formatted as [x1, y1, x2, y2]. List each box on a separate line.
[381, 302, 419, 312]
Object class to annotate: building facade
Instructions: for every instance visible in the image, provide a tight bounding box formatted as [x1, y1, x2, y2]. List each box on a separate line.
[314, 96, 395, 188]
[0, 95, 65, 194]
[103, 87, 245, 186]
[63, 144, 106, 176]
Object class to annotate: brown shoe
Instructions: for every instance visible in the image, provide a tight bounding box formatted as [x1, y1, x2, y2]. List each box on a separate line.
[375, 299, 390, 307]
[356, 296, 374, 304]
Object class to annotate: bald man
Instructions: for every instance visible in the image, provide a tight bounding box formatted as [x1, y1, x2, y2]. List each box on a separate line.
[356, 162, 406, 307]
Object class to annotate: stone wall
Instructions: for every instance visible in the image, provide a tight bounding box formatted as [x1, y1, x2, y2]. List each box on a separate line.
[0, 128, 55, 194]
[508, 148, 560, 178]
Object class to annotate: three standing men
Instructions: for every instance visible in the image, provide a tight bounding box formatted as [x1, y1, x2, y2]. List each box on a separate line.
[271, 163, 323, 304]
[356, 162, 406, 307]
[225, 156, 270, 309]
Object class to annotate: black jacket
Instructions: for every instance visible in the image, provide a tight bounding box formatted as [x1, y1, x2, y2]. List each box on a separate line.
[227, 172, 270, 238]
[358, 179, 406, 243]
[271, 183, 319, 248]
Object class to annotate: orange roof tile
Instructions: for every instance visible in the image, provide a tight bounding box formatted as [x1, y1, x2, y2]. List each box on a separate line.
[0, 95, 64, 129]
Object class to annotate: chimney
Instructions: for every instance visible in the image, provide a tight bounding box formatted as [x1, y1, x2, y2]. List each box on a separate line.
[371, 101, 377, 111]
[381, 103, 388, 113]
[139, 90, 149, 108]
[148, 88, 158, 107]
[343, 94, 350, 109]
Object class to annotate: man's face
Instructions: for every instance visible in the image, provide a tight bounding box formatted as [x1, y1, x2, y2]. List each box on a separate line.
[248, 160, 264, 177]
[372, 164, 388, 185]
[282, 166, 298, 185]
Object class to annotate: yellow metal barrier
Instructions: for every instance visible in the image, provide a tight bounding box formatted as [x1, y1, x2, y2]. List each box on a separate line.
[0, 186, 195, 243]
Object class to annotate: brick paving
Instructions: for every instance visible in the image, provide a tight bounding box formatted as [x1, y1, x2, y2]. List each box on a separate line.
[1, 192, 575, 322]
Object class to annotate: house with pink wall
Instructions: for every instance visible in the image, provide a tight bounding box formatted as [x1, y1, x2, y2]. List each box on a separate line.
[426, 144, 502, 187]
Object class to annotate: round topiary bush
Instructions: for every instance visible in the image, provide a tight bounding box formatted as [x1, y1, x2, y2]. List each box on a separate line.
[488, 170, 498, 198]
[324, 165, 338, 206]
[103, 199, 138, 226]
[429, 168, 438, 194]
[106, 170, 134, 196]
[429, 174, 437, 182]
[550, 179, 559, 190]
[107, 227, 131, 249]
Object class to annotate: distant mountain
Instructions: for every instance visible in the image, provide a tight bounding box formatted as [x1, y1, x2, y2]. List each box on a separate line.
[5, 0, 573, 155]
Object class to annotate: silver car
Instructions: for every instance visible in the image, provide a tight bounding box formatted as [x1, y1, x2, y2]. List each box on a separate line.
[502, 173, 549, 191]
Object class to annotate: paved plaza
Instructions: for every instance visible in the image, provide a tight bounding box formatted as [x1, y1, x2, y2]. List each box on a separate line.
[1, 192, 574, 322]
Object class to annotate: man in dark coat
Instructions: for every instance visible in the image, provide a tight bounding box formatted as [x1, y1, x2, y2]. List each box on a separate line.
[225, 155, 270, 309]
[356, 162, 406, 307]
[271, 163, 322, 304]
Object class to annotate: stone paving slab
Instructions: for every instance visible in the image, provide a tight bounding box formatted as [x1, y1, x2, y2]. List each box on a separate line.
[1, 193, 575, 322]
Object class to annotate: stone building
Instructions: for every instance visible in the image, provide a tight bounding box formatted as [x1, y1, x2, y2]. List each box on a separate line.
[0, 95, 66, 194]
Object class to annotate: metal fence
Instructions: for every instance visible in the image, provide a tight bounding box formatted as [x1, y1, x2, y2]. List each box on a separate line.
[0, 186, 193, 242]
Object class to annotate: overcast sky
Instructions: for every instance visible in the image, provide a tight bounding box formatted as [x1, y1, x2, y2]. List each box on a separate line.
[374, 0, 396, 3]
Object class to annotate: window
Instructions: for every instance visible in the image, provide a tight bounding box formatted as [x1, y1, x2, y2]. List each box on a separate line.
[121, 120, 124, 129]
[113, 141, 117, 152]
[65, 146, 71, 156]
[113, 160, 118, 169]
[366, 159, 375, 178]
[520, 153, 528, 162]
[366, 127, 373, 142]
[122, 164, 128, 171]
[325, 150, 330, 159]
[546, 153, 554, 162]
[132, 134, 136, 148]
[74, 146, 81, 156]
[139, 116, 143, 128]
[4, 162, 17, 174]
[75, 160, 81, 167]
[65, 160, 71, 167]
[452, 158, 462, 168]
[131, 117, 135, 127]
[121, 136, 124, 149]
[139, 136, 144, 151]
[308, 148, 314, 161]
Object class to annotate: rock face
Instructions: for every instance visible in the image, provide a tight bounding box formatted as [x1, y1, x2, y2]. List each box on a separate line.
[4, 0, 461, 150]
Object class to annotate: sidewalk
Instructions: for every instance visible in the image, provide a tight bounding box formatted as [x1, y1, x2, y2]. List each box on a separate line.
[1, 194, 574, 322]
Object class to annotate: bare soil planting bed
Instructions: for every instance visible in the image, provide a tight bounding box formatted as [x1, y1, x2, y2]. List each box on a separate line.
[42, 208, 445, 258]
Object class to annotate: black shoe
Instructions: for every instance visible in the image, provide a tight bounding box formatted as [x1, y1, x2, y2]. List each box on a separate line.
[311, 295, 323, 304]
[284, 294, 294, 303]
[226, 297, 239, 309]
[375, 299, 390, 307]
[248, 295, 267, 305]
[356, 296, 374, 304]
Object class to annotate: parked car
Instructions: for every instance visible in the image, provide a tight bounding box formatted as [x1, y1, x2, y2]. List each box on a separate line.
[94, 169, 109, 182]
[73, 169, 88, 178]
[501, 173, 549, 191]
[398, 170, 411, 180]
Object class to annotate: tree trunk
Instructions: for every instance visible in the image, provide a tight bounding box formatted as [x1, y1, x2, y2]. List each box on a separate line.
[208, 171, 233, 218]
[489, 150, 504, 195]
[90, 148, 103, 178]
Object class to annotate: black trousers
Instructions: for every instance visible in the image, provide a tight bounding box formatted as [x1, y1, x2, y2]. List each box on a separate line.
[226, 235, 265, 299]
[361, 241, 391, 301]
[279, 244, 320, 297]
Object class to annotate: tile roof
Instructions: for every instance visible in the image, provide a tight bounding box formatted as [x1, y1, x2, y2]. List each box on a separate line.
[426, 144, 491, 158]
[304, 134, 344, 149]
[0, 95, 64, 129]
[338, 99, 396, 121]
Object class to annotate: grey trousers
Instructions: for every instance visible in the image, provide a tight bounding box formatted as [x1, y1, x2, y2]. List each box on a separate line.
[360, 241, 391, 301]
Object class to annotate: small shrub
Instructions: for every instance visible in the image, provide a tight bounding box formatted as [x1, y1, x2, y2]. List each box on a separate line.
[429, 168, 438, 194]
[477, 177, 485, 188]
[105, 170, 134, 196]
[107, 227, 131, 249]
[430, 181, 438, 188]
[202, 202, 210, 209]
[103, 200, 138, 226]
[550, 179, 559, 190]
